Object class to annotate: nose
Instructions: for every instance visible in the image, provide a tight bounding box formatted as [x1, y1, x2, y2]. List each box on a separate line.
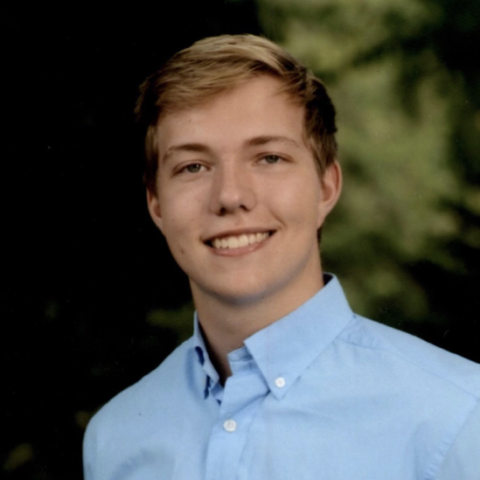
[209, 162, 256, 216]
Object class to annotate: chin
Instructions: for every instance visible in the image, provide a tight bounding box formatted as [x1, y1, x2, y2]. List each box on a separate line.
[195, 277, 273, 306]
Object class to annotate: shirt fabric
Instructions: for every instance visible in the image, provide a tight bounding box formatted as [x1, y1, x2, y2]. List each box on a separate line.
[83, 275, 480, 480]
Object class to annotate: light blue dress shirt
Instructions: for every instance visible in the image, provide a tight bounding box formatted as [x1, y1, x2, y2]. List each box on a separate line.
[83, 275, 480, 479]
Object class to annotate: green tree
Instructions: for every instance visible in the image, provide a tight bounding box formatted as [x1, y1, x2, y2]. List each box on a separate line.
[257, 0, 480, 360]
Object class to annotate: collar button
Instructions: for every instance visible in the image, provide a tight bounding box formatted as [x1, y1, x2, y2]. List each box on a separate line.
[275, 377, 286, 388]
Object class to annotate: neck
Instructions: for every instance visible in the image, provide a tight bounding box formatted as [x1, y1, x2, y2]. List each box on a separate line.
[192, 268, 324, 385]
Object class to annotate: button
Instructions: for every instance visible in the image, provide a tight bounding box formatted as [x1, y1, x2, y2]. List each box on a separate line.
[223, 419, 237, 432]
[275, 377, 286, 388]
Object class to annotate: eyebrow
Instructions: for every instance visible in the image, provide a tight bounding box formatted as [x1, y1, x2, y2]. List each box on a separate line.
[162, 143, 211, 164]
[246, 135, 301, 148]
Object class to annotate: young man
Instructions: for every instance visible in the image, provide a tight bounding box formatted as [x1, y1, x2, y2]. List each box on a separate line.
[83, 35, 480, 479]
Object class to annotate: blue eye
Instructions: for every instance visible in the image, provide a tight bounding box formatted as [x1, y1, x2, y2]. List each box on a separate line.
[185, 163, 203, 173]
[263, 155, 281, 164]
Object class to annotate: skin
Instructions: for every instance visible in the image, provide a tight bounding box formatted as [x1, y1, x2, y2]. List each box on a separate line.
[147, 75, 342, 382]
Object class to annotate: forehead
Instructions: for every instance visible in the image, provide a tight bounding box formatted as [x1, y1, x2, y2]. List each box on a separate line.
[155, 76, 307, 156]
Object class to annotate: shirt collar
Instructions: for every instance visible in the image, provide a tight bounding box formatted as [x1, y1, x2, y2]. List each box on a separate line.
[244, 274, 353, 399]
[193, 274, 354, 400]
[193, 316, 220, 387]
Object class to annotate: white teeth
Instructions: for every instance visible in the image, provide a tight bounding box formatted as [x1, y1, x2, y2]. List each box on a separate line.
[211, 232, 270, 249]
[238, 235, 249, 247]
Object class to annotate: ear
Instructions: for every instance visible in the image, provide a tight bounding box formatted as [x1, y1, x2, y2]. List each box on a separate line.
[317, 160, 342, 227]
[146, 188, 164, 233]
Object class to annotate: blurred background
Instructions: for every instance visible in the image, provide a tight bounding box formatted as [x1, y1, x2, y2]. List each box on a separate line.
[2, 0, 479, 478]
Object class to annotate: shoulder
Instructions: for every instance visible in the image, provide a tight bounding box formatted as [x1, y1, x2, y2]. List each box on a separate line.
[83, 337, 204, 478]
[339, 314, 480, 399]
[84, 337, 196, 450]
[331, 315, 480, 477]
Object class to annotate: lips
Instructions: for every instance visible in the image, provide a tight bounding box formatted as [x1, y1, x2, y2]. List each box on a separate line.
[205, 231, 273, 250]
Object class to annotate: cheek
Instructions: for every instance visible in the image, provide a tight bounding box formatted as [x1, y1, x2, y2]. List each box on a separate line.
[163, 224, 189, 266]
[274, 178, 321, 224]
[159, 208, 187, 250]
[160, 198, 201, 254]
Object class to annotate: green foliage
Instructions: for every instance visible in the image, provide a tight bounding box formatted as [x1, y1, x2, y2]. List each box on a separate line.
[257, 0, 480, 347]
[147, 303, 196, 344]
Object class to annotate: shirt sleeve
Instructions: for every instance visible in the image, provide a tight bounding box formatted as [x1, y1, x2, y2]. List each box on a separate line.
[437, 399, 480, 480]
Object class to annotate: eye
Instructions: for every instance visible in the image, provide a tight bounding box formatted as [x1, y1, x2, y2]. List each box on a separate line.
[182, 163, 204, 174]
[262, 154, 282, 164]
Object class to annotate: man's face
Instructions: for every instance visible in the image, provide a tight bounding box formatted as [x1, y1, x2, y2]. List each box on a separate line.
[148, 75, 341, 308]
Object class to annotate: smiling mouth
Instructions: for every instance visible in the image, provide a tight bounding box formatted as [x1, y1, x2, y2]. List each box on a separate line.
[207, 231, 274, 250]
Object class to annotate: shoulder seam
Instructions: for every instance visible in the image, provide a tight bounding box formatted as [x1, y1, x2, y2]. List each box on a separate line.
[338, 331, 480, 400]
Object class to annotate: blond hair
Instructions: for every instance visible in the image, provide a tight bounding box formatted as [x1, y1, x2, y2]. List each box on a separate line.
[135, 34, 337, 192]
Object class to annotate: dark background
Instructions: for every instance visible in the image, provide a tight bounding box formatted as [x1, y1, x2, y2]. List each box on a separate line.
[2, 1, 479, 478]
[2, 3, 261, 478]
